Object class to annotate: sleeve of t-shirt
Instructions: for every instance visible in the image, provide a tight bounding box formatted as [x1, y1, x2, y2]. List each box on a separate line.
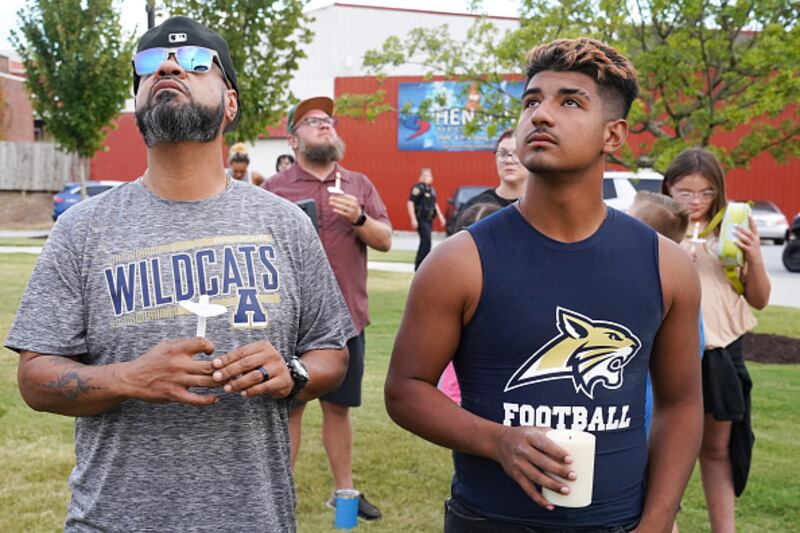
[408, 184, 421, 203]
[4, 209, 89, 356]
[294, 218, 357, 355]
[361, 176, 391, 226]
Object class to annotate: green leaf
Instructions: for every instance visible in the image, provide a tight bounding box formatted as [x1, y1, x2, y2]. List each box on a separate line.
[161, 0, 312, 143]
[11, 0, 134, 159]
[353, 0, 800, 169]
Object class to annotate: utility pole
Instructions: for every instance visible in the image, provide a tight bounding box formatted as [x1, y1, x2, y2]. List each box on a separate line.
[146, 0, 155, 29]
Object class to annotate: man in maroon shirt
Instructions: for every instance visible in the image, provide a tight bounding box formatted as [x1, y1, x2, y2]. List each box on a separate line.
[263, 96, 391, 521]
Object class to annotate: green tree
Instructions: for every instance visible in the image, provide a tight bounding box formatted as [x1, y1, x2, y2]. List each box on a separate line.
[163, 0, 313, 143]
[352, 0, 800, 171]
[11, 0, 133, 195]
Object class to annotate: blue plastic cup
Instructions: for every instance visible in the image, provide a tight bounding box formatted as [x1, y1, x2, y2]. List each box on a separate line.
[334, 489, 359, 529]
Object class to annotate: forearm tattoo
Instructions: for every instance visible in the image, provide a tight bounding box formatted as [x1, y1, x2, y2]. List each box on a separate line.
[41, 358, 105, 400]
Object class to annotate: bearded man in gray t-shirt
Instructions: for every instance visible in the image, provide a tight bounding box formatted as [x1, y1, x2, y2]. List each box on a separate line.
[5, 17, 354, 533]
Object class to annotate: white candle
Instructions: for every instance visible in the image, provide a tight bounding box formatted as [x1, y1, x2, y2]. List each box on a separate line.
[179, 295, 227, 337]
[690, 222, 700, 255]
[327, 171, 344, 194]
[541, 429, 596, 508]
[688, 221, 706, 258]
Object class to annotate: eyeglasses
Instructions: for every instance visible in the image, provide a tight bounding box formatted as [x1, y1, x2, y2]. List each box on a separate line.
[495, 150, 519, 162]
[134, 46, 228, 80]
[293, 116, 338, 131]
[672, 188, 716, 202]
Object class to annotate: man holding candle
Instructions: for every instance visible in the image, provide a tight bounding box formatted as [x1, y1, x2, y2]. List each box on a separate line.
[386, 38, 703, 532]
[264, 96, 392, 521]
[5, 17, 354, 532]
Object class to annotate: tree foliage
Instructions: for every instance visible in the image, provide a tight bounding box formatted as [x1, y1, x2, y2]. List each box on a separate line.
[11, 0, 133, 160]
[163, 0, 312, 143]
[352, 0, 800, 171]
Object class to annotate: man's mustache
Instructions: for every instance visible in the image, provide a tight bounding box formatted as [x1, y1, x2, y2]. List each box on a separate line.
[147, 76, 192, 102]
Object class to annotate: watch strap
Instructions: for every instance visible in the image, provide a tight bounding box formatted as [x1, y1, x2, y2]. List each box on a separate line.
[352, 211, 367, 226]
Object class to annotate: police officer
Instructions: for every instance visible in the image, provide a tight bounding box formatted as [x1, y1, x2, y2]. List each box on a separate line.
[407, 167, 446, 271]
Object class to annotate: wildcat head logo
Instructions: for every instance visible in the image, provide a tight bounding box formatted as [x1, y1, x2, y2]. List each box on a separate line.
[505, 307, 641, 399]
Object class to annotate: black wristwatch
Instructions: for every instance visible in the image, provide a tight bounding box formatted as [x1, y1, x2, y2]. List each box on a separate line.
[285, 356, 309, 399]
[352, 211, 367, 226]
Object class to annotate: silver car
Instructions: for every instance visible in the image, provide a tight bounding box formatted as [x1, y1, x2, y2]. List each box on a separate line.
[744, 200, 789, 244]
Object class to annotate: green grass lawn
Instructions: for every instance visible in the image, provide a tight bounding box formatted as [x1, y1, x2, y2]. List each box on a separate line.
[367, 248, 417, 264]
[1, 255, 798, 531]
[0, 238, 47, 247]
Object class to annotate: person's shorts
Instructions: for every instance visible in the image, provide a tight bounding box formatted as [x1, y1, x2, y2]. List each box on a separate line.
[320, 332, 365, 407]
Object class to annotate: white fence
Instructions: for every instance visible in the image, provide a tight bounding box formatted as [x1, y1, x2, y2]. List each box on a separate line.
[0, 141, 81, 192]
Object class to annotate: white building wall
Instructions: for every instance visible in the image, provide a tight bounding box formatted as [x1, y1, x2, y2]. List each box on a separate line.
[253, 6, 518, 174]
[290, 4, 519, 98]
[246, 139, 293, 178]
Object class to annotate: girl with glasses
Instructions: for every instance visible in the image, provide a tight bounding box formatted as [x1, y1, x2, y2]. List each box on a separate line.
[662, 147, 770, 533]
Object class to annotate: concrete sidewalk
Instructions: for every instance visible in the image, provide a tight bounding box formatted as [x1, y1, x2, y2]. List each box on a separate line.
[389, 230, 445, 252]
[0, 230, 50, 239]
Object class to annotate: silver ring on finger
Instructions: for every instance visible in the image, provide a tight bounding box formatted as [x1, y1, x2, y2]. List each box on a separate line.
[257, 366, 269, 383]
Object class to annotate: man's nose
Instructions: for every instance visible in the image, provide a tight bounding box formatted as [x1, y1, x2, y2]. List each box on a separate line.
[156, 54, 186, 78]
[529, 102, 554, 126]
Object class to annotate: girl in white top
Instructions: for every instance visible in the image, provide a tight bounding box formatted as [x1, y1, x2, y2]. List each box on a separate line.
[662, 147, 770, 533]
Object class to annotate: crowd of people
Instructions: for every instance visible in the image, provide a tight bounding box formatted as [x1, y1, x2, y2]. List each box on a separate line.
[4, 16, 770, 533]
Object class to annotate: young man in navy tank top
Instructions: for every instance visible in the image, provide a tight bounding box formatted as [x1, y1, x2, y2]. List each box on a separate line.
[386, 38, 703, 532]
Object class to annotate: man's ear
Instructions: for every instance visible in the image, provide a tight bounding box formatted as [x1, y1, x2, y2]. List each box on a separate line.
[287, 134, 298, 151]
[602, 118, 628, 155]
[225, 90, 239, 123]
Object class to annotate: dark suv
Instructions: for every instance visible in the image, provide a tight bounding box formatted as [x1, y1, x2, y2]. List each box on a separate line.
[445, 185, 491, 235]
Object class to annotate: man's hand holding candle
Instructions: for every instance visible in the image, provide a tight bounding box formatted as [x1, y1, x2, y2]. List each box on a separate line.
[329, 192, 363, 225]
[119, 337, 220, 406]
[211, 340, 294, 399]
[491, 425, 577, 510]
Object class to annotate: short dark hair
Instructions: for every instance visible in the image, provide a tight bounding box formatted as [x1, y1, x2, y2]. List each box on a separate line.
[275, 153, 295, 171]
[496, 129, 515, 151]
[229, 152, 249, 164]
[525, 38, 639, 119]
[453, 201, 503, 234]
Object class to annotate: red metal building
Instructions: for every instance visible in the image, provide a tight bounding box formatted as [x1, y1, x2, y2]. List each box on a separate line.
[91, 74, 800, 228]
[333, 76, 800, 229]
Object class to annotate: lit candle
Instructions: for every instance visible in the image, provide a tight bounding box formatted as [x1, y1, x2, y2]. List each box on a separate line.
[541, 429, 596, 508]
[179, 294, 227, 337]
[327, 171, 344, 194]
[688, 221, 706, 258]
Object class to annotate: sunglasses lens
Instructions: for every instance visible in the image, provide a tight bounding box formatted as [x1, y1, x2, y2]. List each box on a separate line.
[133, 48, 168, 75]
[176, 46, 215, 72]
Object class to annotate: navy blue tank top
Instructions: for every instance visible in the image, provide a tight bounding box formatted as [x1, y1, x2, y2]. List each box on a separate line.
[453, 205, 663, 527]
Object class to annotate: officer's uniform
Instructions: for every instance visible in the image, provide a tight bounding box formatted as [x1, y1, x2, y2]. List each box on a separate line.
[409, 182, 438, 270]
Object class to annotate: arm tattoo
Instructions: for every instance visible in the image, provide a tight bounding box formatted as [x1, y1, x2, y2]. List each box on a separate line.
[45, 370, 105, 400]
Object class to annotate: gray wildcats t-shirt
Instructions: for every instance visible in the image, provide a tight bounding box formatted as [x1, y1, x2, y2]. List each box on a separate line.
[6, 179, 356, 532]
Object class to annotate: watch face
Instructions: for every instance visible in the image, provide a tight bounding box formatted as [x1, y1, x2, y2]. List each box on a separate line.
[290, 357, 309, 381]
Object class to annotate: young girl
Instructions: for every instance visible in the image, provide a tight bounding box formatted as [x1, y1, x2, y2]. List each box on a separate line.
[662, 148, 770, 532]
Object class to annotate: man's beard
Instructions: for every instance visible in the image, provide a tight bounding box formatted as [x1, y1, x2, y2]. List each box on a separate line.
[135, 90, 225, 147]
[298, 136, 345, 163]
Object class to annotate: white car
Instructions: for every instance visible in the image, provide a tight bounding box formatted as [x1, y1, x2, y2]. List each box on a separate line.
[603, 169, 664, 212]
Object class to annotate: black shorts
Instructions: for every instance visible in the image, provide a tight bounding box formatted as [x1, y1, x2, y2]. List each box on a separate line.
[702, 336, 751, 421]
[320, 332, 365, 407]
